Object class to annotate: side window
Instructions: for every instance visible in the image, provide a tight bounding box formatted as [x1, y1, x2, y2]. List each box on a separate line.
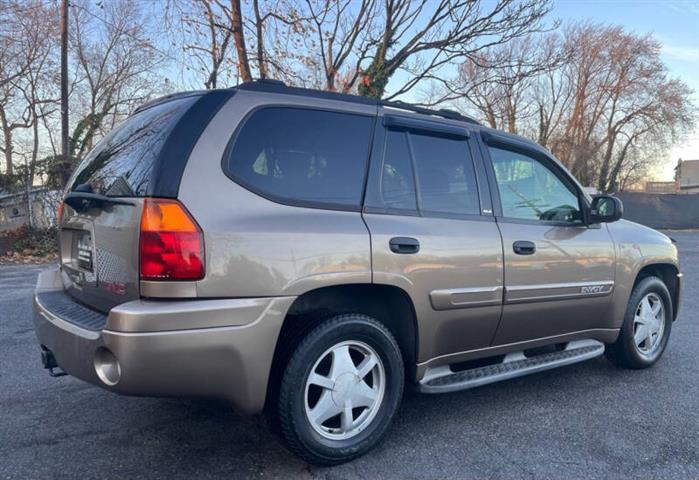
[488, 146, 582, 223]
[224, 107, 374, 208]
[410, 133, 480, 215]
[379, 130, 417, 210]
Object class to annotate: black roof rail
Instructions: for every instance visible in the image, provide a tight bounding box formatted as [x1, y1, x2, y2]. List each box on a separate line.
[236, 79, 376, 106]
[234, 79, 481, 125]
[380, 100, 479, 125]
[134, 91, 207, 114]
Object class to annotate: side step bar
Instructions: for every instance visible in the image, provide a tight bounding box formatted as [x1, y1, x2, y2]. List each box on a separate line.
[419, 339, 605, 394]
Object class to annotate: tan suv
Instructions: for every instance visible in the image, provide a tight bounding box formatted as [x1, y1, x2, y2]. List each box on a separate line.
[33, 80, 682, 464]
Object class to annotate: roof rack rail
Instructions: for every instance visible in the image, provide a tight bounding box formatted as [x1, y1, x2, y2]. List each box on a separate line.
[235, 79, 481, 125]
[380, 100, 479, 125]
[134, 91, 206, 114]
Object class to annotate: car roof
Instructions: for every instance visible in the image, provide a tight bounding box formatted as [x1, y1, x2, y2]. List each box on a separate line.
[136, 80, 546, 155]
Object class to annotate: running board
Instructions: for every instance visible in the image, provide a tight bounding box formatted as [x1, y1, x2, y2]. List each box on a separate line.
[418, 339, 605, 394]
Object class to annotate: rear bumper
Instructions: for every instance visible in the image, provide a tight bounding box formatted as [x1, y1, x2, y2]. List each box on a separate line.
[33, 267, 295, 414]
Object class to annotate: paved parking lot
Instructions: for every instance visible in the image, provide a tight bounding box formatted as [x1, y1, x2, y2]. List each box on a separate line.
[1, 231, 697, 479]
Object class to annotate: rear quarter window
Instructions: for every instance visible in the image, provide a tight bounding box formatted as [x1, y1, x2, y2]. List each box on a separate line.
[223, 107, 374, 209]
[67, 96, 198, 197]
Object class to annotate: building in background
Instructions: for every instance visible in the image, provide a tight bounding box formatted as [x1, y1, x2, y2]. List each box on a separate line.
[675, 159, 699, 193]
[645, 181, 677, 194]
[0, 189, 60, 232]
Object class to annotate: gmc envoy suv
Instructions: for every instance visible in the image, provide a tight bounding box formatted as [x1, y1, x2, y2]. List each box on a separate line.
[33, 80, 682, 464]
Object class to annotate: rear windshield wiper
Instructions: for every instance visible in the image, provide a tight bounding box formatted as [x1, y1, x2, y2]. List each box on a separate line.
[63, 192, 135, 212]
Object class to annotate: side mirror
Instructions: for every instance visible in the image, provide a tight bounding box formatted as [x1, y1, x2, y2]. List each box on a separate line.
[590, 195, 623, 223]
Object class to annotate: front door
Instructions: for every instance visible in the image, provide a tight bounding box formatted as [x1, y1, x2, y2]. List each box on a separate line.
[363, 114, 504, 363]
[481, 136, 616, 345]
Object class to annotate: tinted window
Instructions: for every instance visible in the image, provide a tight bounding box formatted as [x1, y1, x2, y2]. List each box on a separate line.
[67, 97, 197, 196]
[488, 146, 581, 222]
[379, 131, 417, 210]
[224, 108, 374, 208]
[411, 134, 480, 215]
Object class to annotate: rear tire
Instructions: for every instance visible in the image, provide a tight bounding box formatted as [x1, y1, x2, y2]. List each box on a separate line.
[606, 276, 672, 369]
[278, 314, 404, 465]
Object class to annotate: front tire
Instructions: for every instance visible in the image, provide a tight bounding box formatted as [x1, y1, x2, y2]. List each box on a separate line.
[278, 314, 404, 465]
[606, 276, 672, 369]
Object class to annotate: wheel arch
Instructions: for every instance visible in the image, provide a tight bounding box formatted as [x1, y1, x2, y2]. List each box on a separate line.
[264, 283, 418, 410]
[633, 263, 680, 321]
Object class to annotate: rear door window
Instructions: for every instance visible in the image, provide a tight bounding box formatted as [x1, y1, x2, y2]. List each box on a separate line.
[379, 131, 417, 211]
[223, 107, 374, 209]
[67, 96, 198, 197]
[410, 133, 480, 216]
[366, 126, 480, 216]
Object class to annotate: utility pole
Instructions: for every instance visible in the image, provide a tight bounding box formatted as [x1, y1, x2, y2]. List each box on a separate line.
[60, 0, 69, 162]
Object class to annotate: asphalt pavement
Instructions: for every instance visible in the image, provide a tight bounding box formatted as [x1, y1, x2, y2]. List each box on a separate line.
[1, 231, 698, 479]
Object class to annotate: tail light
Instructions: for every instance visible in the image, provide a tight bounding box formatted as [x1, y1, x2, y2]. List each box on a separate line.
[139, 198, 205, 281]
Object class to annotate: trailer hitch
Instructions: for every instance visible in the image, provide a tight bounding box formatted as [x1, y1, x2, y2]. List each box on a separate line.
[41, 347, 67, 377]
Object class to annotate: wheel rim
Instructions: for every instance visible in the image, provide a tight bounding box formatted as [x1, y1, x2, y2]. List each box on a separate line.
[304, 340, 386, 440]
[633, 292, 665, 358]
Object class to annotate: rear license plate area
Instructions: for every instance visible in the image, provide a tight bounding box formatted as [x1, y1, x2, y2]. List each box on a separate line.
[76, 231, 94, 271]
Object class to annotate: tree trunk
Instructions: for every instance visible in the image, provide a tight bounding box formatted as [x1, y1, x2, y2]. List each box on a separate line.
[358, 56, 390, 99]
[230, 0, 253, 82]
[597, 135, 616, 192]
[26, 114, 40, 229]
[252, 0, 267, 79]
[0, 108, 13, 175]
[358, 14, 392, 99]
[2, 135, 11, 176]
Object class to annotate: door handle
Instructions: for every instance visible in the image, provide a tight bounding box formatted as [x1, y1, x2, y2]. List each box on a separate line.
[513, 240, 536, 255]
[389, 237, 420, 254]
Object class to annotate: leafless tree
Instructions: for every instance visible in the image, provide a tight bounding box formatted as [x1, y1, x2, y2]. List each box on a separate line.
[166, 0, 303, 89]
[444, 33, 568, 133]
[0, 1, 53, 175]
[297, 0, 379, 92]
[358, 0, 554, 99]
[68, 0, 166, 160]
[448, 22, 695, 191]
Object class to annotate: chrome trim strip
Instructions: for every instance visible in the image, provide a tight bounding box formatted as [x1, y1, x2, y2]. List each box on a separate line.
[505, 280, 614, 304]
[430, 286, 503, 310]
[506, 280, 614, 291]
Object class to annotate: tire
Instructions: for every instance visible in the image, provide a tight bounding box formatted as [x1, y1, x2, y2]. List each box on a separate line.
[278, 314, 404, 465]
[606, 276, 673, 369]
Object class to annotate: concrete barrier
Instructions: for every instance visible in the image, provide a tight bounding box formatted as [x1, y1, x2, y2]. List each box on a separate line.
[615, 192, 699, 229]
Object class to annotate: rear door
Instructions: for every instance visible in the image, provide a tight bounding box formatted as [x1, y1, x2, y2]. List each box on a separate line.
[59, 96, 200, 312]
[479, 133, 616, 345]
[363, 113, 504, 363]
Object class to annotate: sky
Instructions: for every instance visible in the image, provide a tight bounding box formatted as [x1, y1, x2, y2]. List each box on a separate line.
[102, 0, 699, 182]
[551, 0, 699, 180]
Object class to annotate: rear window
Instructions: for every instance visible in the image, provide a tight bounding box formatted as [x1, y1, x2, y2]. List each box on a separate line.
[67, 96, 198, 197]
[223, 107, 374, 209]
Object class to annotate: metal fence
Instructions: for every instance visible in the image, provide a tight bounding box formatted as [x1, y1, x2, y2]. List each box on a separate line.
[616, 192, 699, 229]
